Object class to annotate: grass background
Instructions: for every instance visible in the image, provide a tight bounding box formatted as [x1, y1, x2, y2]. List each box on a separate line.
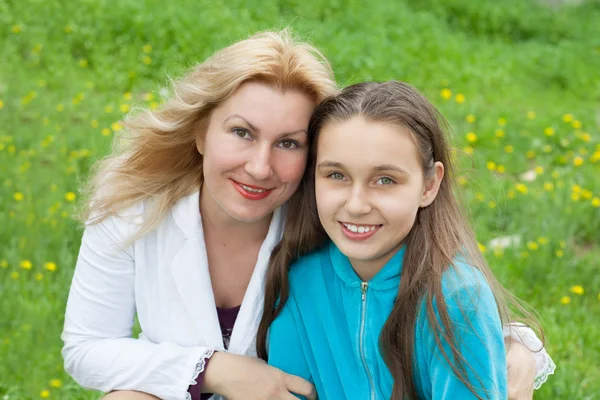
[1, 0, 599, 398]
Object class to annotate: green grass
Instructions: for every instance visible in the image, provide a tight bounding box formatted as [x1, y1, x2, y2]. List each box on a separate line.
[1, 0, 599, 398]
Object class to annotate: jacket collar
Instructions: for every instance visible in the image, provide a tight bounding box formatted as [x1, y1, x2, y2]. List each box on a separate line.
[170, 190, 285, 354]
[328, 241, 406, 290]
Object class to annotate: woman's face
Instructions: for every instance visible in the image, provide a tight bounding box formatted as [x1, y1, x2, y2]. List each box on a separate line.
[198, 81, 314, 225]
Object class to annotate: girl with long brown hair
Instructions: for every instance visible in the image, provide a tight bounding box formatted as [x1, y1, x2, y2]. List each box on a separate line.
[258, 81, 551, 399]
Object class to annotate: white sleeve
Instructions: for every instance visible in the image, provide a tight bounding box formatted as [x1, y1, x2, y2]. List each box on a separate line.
[61, 215, 214, 400]
[503, 322, 556, 389]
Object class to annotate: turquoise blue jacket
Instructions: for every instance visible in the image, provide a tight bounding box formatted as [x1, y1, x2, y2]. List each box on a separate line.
[268, 241, 507, 399]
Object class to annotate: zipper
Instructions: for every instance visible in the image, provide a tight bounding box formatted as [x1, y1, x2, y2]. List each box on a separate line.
[359, 281, 376, 400]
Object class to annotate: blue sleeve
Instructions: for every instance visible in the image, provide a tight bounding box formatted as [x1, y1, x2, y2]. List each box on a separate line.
[418, 278, 507, 399]
[268, 294, 312, 400]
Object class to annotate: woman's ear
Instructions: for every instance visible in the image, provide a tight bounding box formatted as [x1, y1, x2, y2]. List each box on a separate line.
[420, 161, 444, 208]
[195, 133, 204, 155]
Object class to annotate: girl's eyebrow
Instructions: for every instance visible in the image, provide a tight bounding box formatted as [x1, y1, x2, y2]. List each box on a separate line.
[317, 160, 344, 169]
[223, 114, 307, 138]
[374, 164, 409, 174]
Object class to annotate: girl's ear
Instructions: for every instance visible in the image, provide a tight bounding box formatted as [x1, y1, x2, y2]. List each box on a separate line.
[420, 161, 444, 208]
[195, 133, 205, 155]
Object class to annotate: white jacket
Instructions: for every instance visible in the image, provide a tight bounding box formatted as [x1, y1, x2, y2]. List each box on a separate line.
[62, 191, 284, 399]
[62, 191, 554, 399]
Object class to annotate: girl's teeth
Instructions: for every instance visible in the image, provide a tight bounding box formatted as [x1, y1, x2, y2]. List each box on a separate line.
[240, 184, 265, 193]
[344, 223, 376, 233]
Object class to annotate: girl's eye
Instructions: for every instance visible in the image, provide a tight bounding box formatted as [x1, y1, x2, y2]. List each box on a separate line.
[377, 177, 395, 185]
[328, 172, 345, 181]
[233, 128, 251, 140]
[278, 140, 298, 149]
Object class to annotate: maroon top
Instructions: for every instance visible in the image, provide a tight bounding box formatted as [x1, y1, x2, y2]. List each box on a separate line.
[188, 305, 241, 400]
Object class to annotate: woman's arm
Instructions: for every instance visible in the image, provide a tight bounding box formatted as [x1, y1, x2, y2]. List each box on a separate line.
[62, 216, 213, 400]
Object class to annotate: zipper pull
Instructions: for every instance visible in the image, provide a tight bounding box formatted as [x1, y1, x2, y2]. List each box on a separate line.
[361, 281, 368, 300]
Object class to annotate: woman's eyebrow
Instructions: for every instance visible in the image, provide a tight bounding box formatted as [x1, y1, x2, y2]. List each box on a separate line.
[223, 114, 307, 138]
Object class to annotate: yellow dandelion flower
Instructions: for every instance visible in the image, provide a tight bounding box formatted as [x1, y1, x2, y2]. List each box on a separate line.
[65, 192, 76, 202]
[527, 111, 536, 119]
[515, 183, 528, 195]
[544, 127, 555, 137]
[50, 379, 62, 388]
[463, 146, 474, 155]
[495, 129, 505, 138]
[111, 122, 122, 131]
[581, 133, 592, 142]
[143, 56, 152, 65]
[78, 59, 88, 68]
[150, 101, 159, 110]
[592, 198, 600, 207]
[582, 190, 593, 200]
[40, 389, 50, 398]
[543, 145, 552, 153]
[538, 237, 549, 245]
[526, 150, 536, 159]
[91, 119, 99, 128]
[0, 260, 7, 268]
[496, 165, 505, 174]
[123, 92, 132, 100]
[20, 260, 32, 270]
[571, 285, 584, 295]
[486, 161, 496, 171]
[457, 176, 467, 186]
[572, 120, 582, 129]
[504, 145, 514, 154]
[555, 249, 564, 258]
[543, 182, 554, 191]
[497, 118, 507, 126]
[475, 193, 485, 202]
[14, 192, 24, 201]
[12, 25, 22, 34]
[143, 44, 152, 53]
[526, 241, 539, 251]
[104, 105, 114, 113]
[144, 93, 155, 101]
[478, 243, 487, 253]
[0, 99, 4, 109]
[101, 128, 111, 136]
[494, 248, 504, 257]
[465, 132, 477, 143]
[571, 192, 580, 201]
[35, 273, 44, 281]
[44, 262, 57, 272]
[455, 94, 465, 104]
[465, 114, 476, 123]
[11, 271, 19, 279]
[562, 114, 573, 123]
[56, 104, 64, 112]
[535, 166, 544, 175]
[64, 25, 73, 33]
[120, 104, 130, 113]
[440, 88, 452, 100]
[573, 156, 584, 167]
[560, 296, 571, 305]
[488, 201, 497, 209]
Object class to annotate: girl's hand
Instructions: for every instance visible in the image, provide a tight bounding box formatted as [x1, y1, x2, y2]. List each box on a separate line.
[203, 352, 316, 400]
[506, 338, 536, 400]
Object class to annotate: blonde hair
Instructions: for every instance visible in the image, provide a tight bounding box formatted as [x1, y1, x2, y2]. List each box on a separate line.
[79, 29, 338, 237]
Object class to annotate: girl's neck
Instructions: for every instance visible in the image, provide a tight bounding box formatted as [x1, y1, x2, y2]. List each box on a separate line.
[349, 245, 403, 282]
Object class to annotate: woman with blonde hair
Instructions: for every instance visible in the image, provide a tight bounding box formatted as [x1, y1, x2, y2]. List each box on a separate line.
[62, 30, 552, 400]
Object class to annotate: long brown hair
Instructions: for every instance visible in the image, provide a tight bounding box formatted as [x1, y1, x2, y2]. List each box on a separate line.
[257, 81, 542, 399]
[78, 29, 337, 240]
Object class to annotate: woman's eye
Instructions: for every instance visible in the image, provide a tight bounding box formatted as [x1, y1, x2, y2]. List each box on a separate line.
[377, 177, 395, 185]
[329, 172, 345, 180]
[278, 140, 298, 149]
[233, 128, 251, 139]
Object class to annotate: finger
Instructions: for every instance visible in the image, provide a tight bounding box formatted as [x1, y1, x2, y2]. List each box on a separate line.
[284, 373, 316, 399]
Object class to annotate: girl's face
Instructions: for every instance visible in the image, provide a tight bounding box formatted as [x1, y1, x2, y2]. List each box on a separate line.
[315, 116, 443, 273]
[198, 81, 314, 225]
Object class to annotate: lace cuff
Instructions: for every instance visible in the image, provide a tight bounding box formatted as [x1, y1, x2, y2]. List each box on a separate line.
[185, 348, 215, 400]
[503, 322, 555, 389]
